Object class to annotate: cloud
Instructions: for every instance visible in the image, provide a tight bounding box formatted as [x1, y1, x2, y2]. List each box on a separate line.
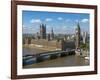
[45, 18, 52, 22]
[58, 17, 63, 20]
[22, 25, 28, 29]
[66, 19, 71, 22]
[62, 26, 67, 29]
[75, 19, 79, 23]
[23, 25, 39, 34]
[23, 26, 32, 29]
[30, 19, 41, 23]
[22, 25, 25, 27]
[81, 19, 89, 23]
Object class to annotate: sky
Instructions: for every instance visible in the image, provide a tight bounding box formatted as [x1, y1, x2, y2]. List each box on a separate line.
[22, 10, 90, 34]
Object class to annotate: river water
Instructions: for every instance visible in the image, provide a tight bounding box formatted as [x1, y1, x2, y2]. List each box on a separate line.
[23, 48, 89, 68]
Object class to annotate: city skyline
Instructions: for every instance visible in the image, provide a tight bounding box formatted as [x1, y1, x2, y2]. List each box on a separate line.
[22, 11, 90, 34]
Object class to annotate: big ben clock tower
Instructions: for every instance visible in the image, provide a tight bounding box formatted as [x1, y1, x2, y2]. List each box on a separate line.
[75, 22, 81, 49]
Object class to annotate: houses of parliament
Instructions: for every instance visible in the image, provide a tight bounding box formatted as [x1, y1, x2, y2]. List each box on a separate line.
[35, 23, 54, 41]
[23, 22, 87, 52]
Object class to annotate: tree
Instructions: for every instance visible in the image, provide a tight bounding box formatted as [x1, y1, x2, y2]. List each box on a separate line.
[80, 43, 89, 51]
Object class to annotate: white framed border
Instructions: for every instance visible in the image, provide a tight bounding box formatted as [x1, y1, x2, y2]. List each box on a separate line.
[17, 5, 95, 75]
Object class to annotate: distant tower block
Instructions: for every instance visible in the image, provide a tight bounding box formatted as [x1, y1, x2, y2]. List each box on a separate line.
[83, 32, 87, 44]
[50, 27, 54, 40]
[40, 24, 46, 39]
[75, 22, 81, 49]
[36, 32, 40, 40]
[47, 33, 50, 41]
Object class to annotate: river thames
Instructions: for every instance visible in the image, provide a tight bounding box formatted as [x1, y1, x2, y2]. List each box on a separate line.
[23, 48, 89, 68]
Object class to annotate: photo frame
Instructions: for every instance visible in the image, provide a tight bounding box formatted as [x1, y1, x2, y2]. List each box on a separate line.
[11, 1, 97, 79]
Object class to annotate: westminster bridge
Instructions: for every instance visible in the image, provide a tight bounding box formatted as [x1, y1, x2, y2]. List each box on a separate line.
[23, 49, 75, 66]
